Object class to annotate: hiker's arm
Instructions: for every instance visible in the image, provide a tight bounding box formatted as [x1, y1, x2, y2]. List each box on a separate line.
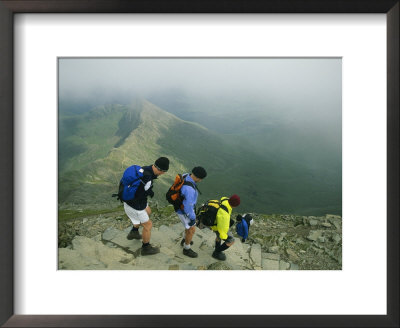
[142, 173, 154, 197]
[143, 183, 154, 197]
[216, 211, 229, 240]
[182, 186, 196, 221]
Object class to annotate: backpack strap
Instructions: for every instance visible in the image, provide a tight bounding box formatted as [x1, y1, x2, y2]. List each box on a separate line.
[182, 175, 202, 195]
[220, 204, 228, 213]
[219, 197, 230, 213]
[129, 177, 144, 187]
[139, 169, 153, 186]
[183, 181, 195, 188]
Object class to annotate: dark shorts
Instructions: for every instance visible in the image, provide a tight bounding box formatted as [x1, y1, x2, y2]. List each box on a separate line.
[215, 231, 235, 243]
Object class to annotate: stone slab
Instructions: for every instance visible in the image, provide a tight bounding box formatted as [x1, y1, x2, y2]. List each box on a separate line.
[262, 258, 280, 270]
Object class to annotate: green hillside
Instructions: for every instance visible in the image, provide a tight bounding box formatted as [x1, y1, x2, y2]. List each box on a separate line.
[58, 99, 341, 216]
[59, 104, 131, 172]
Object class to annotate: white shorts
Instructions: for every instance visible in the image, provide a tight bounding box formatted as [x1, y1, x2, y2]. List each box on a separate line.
[177, 213, 192, 230]
[124, 203, 149, 225]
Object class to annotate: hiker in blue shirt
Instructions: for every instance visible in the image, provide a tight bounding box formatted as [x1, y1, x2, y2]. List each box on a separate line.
[236, 214, 254, 242]
[176, 166, 207, 258]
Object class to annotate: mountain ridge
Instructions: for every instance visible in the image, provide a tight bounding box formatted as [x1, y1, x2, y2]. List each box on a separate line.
[59, 98, 341, 216]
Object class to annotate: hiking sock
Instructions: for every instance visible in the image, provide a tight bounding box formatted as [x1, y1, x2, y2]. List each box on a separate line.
[215, 240, 221, 248]
[183, 243, 191, 250]
[216, 242, 229, 252]
[180, 238, 193, 246]
[131, 227, 139, 232]
[142, 242, 150, 248]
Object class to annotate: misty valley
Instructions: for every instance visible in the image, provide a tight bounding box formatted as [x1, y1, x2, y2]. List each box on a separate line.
[59, 98, 341, 217]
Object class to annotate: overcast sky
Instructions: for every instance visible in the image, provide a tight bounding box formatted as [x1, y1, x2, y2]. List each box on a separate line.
[60, 57, 340, 98]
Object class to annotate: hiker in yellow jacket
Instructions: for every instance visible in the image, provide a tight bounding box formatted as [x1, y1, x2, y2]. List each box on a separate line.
[211, 194, 241, 261]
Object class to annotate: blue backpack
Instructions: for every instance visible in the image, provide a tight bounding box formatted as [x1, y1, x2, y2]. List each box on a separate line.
[236, 219, 249, 240]
[115, 165, 144, 202]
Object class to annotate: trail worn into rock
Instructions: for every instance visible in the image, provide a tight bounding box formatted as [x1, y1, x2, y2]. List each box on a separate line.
[58, 205, 342, 270]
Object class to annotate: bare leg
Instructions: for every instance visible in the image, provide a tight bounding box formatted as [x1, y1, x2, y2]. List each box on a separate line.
[140, 206, 152, 243]
[145, 206, 151, 216]
[185, 226, 195, 245]
[141, 220, 153, 244]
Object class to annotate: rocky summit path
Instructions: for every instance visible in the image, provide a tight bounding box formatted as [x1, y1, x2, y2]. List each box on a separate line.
[58, 203, 342, 270]
[59, 223, 296, 270]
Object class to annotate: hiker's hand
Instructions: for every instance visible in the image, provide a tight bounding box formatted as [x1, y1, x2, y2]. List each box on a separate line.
[188, 219, 196, 227]
[241, 238, 245, 243]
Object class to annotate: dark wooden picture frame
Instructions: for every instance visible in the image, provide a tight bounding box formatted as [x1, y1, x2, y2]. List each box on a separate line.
[1, 1, 398, 327]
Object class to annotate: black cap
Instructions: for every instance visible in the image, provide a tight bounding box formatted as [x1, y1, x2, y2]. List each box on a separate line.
[192, 166, 207, 179]
[154, 157, 169, 172]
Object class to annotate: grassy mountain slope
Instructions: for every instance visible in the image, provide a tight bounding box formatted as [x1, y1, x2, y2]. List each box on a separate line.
[59, 99, 341, 215]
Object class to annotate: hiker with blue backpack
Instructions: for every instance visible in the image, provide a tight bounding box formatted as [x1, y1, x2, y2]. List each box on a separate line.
[235, 213, 254, 243]
[117, 157, 169, 256]
[166, 166, 207, 258]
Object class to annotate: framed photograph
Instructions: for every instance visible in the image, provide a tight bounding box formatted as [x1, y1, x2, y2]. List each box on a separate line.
[1, 0, 398, 327]
[57, 56, 343, 272]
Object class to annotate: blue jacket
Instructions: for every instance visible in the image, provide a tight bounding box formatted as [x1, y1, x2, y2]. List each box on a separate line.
[176, 174, 198, 221]
[236, 219, 249, 240]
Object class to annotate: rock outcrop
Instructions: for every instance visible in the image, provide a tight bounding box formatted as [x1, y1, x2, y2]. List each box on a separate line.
[58, 205, 342, 270]
[59, 223, 290, 270]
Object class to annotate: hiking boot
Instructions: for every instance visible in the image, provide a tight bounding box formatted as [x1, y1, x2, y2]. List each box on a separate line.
[141, 244, 160, 256]
[180, 238, 194, 247]
[183, 248, 198, 258]
[127, 230, 142, 240]
[212, 250, 226, 261]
